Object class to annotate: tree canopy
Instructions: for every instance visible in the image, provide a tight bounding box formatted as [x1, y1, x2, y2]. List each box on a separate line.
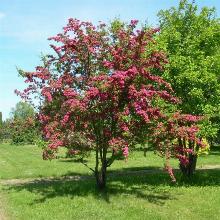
[17, 18, 205, 188]
[158, 0, 220, 139]
[10, 101, 35, 120]
[6, 101, 40, 144]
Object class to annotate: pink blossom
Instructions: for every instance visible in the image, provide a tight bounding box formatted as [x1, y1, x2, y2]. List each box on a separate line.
[63, 88, 77, 98]
[123, 146, 129, 159]
[61, 112, 70, 125]
[130, 20, 138, 27]
[17, 18, 203, 184]
[165, 165, 176, 182]
[86, 87, 99, 98]
[48, 140, 63, 149]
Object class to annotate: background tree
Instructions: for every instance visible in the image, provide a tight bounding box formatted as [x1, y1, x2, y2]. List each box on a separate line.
[1, 118, 12, 141]
[8, 101, 40, 144]
[157, 0, 220, 143]
[10, 101, 35, 120]
[0, 112, 3, 142]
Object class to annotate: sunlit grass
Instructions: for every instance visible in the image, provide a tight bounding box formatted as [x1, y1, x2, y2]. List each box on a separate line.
[0, 143, 220, 219]
[0, 143, 219, 180]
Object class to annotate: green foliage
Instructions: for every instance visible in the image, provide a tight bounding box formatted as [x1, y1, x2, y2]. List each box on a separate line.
[0, 119, 11, 141]
[10, 101, 35, 120]
[4, 101, 41, 145]
[110, 18, 125, 33]
[9, 118, 40, 145]
[157, 0, 220, 139]
[0, 112, 3, 142]
[0, 112, 2, 126]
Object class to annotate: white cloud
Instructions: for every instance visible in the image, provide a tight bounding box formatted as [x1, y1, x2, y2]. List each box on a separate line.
[0, 12, 5, 20]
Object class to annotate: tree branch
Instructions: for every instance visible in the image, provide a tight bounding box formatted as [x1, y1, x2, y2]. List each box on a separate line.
[80, 158, 95, 173]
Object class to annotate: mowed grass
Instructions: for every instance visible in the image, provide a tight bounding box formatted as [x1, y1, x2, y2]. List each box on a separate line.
[0, 143, 91, 179]
[0, 143, 220, 220]
[0, 143, 219, 180]
[2, 171, 220, 220]
[0, 143, 172, 180]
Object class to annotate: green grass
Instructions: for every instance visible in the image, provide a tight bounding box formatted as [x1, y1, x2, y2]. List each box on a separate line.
[0, 143, 218, 180]
[0, 143, 171, 180]
[2, 171, 220, 220]
[0, 143, 220, 220]
[0, 143, 90, 179]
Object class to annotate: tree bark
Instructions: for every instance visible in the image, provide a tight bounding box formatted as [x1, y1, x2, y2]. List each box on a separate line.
[179, 139, 198, 177]
[95, 163, 107, 190]
[180, 154, 197, 177]
[95, 147, 107, 190]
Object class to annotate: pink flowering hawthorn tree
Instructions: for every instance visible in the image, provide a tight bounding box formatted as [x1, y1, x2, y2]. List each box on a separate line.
[152, 113, 204, 180]
[17, 19, 204, 188]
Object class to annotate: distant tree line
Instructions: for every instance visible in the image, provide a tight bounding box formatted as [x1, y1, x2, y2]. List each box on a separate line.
[0, 102, 40, 144]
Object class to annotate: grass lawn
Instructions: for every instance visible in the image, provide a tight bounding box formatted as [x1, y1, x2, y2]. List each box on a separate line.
[0, 143, 218, 180]
[0, 143, 173, 180]
[0, 143, 220, 220]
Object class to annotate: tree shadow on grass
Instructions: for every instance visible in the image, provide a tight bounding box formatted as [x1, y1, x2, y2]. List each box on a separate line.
[58, 158, 89, 163]
[208, 146, 220, 156]
[4, 177, 173, 206]
[3, 167, 220, 206]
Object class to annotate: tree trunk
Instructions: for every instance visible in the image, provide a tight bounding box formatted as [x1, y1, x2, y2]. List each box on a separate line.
[180, 154, 197, 177]
[179, 139, 198, 177]
[94, 147, 107, 190]
[95, 164, 107, 190]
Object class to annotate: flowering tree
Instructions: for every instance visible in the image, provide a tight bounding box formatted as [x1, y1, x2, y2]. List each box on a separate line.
[17, 19, 204, 188]
[152, 112, 207, 180]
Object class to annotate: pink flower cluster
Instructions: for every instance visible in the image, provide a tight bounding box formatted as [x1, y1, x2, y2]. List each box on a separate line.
[42, 88, 52, 102]
[63, 88, 77, 98]
[122, 146, 129, 159]
[61, 112, 71, 125]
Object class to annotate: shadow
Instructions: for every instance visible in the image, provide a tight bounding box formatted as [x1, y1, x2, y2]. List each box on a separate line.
[209, 146, 220, 156]
[4, 177, 172, 205]
[110, 167, 220, 187]
[181, 169, 220, 186]
[115, 166, 162, 172]
[3, 166, 220, 207]
[3, 166, 175, 206]
[58, 158, 89, 163]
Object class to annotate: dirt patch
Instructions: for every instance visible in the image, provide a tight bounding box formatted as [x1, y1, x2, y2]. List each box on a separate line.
[0, 175, 86, 186]
[198, 164, 220, 169]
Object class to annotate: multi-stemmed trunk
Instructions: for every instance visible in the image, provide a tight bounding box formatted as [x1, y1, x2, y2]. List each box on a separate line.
[179, 138, 198, 177]
[94, 147, 108, 190]
[95, 162, 107, 190]
[180, 153, 197, 177]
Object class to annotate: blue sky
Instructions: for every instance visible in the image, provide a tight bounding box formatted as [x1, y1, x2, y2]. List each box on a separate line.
[0, 0, 220, 120]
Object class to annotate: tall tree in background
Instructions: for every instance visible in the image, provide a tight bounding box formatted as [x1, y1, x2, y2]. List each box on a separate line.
[10, 101, 35, 120]
[0, 112, 2, 142]
[157, 0, 220, 142]
[9, 101, 40, 144]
